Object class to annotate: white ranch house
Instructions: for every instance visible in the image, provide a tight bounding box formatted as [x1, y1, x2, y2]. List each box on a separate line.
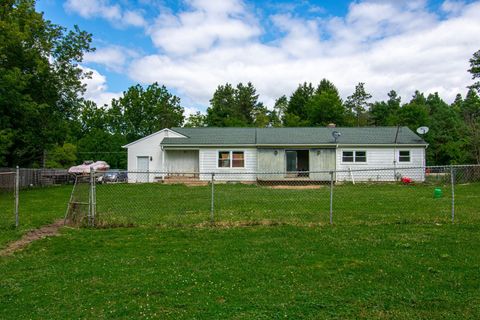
[123, 127, 427, 183]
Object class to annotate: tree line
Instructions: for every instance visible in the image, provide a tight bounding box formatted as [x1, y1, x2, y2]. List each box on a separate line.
[195, 78, 479, 166]
[1, 0, 479, 169]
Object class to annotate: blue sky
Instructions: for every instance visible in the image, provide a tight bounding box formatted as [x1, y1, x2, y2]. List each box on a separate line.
[37, 0, 480, 114]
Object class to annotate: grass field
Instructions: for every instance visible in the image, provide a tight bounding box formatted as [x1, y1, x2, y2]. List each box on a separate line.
[95, 182, 480, 226]
[0, 186, 72, 248]
[1, 182, 480, 319]
[1, 225, 480, 319]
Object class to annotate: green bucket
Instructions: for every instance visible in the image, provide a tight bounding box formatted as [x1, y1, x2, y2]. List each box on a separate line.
[434, 188, 442, 199]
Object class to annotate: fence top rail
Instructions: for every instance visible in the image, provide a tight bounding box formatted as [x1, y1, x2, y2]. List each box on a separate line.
[96, 164, 480, 176]
[0, 172, 15, 175]
[1, 164, 478, 176]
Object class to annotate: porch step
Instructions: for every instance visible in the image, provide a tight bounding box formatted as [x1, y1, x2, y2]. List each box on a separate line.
[160, 176, 207, 186]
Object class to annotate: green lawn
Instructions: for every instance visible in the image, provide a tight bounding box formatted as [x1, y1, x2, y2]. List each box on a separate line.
[1, 182, 479, 319]
[95, 182, 480, 226]
[0, 186, 72, 248]
[0, 225, 479, 319]
[1, 182, 479, 248]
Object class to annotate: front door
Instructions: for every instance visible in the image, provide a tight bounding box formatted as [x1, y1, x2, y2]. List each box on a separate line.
[137, 156, 149, 182]
[286, 151, 297, 172]
[286, 150, 309, 177]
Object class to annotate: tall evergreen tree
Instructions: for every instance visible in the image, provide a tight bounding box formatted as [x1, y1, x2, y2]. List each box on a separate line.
[283, 82, 314, 127]
[399, 91, 430, 131]
[271, 95, 288, 127]
[369, 90, 401, 126]
[461, 89, 480, 163]
[206, 83, 237, 126]
[451, 93, 463, 114]
[424, 93, 466, 165]
[306, 79, 345, 126]
[235, 82, 258, 125]
[206, 82, 265, 127]
[344, 82, 372, 126]
[468, 49, 480, 92]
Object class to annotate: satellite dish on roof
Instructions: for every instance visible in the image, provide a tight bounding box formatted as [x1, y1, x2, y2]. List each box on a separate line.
[332, 131, 341, 142]
[416, 126, 429, 135]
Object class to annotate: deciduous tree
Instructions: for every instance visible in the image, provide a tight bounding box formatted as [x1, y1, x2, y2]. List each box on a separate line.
[109, 83, 184, 142]
[0, 0, 93, 166]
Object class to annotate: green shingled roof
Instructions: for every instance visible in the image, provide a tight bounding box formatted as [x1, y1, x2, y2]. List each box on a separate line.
[162, 127, 426, 146]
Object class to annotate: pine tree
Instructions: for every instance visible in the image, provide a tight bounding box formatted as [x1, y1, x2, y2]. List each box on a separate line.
[468, 50, 480, 92]
[344, 83, 372, 126]
[461, 89, 480, 163]
[307, 79, 345, 126]
[284, 82, 314, 127]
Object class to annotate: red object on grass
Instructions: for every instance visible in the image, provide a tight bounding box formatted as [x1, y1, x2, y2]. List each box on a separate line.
[401, 177, 412, 184]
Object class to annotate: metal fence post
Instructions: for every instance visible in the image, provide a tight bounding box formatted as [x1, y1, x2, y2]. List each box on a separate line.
[89, 167, 95, 226]
[450, 165, 455, 223]
[329, 171, 334, 225]
[15, 166, 19, 228]
[92, 169, 96, 227]
[210, 173, 215, 225]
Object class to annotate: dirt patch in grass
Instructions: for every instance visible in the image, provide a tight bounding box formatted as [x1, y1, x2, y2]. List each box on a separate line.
[266, 185, 323, 189]
[193, 220, 325, 228]
[0, 220, 64, 256]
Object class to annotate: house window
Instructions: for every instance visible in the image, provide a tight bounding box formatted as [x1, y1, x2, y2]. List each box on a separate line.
[342, 151, 367, 163]
[218, 151, 231, 168]
[399, 150, 411, 162]
[355, 151, 367, 162]
[232, 151, 245, 168]
[218, 151, 245, 168]
[342, 151, 354, 162]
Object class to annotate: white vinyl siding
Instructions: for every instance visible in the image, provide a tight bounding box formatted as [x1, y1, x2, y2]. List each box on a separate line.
[336, 147, 425, 182]
[199, 148, 257, 181]
[126, 129, 186, 182]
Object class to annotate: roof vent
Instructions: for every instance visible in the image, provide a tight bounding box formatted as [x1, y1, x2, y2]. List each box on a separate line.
[327, 123, 336, 128]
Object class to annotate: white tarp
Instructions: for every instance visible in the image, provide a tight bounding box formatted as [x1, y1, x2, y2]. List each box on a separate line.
[68, 161, 110, 174]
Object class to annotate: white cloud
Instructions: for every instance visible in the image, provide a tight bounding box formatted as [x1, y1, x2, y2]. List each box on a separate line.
[64, 0, 146, 28]
[184, 106, 201, 118]
[84, 46, 139, 73]
[125, 0, 480, 110]
[147, 0, 261, 55]
[123, 10, 148, 27]
[82, 67, 122, 106]
[441, 0, 466, 15]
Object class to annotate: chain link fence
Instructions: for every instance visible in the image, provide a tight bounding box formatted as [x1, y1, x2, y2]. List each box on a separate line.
[0, 167, 74, 188]
[0, 168, 19, 229]
[68, 165, 480, 228]
[0, 167, 76, 229]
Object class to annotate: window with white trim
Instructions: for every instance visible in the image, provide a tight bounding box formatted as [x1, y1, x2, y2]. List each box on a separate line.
[218, 151, 230, 168]
[342, 151, 367, 163]
[232, 151, 245, 167]
[218, 151, 245, 168]
[342, 151, 354, 162]
[399, 150, 411, 162]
